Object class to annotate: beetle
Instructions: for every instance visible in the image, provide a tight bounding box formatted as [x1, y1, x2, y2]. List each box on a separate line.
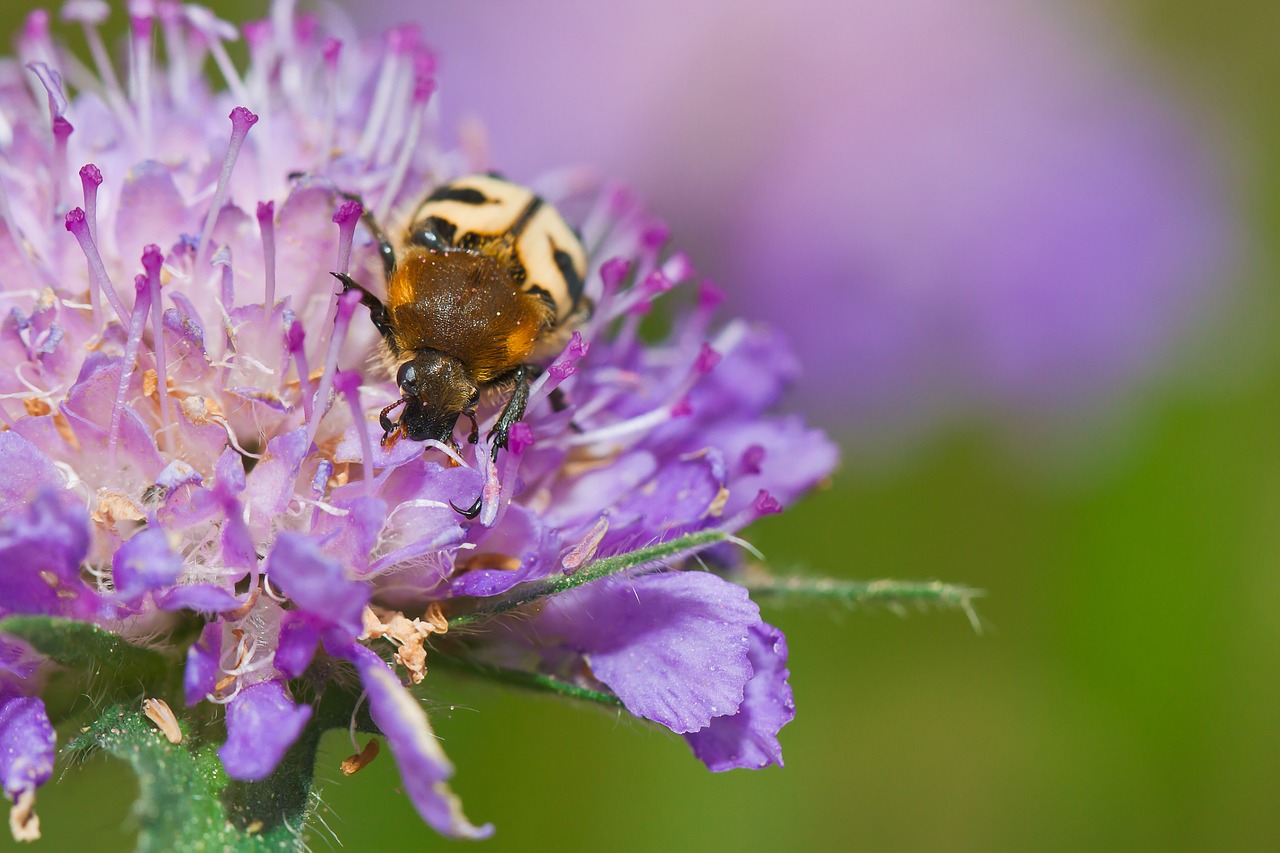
[331, 173, 589, 516]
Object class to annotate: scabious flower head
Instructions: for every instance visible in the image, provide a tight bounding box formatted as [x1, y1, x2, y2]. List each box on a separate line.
[0, 0, 836, 842]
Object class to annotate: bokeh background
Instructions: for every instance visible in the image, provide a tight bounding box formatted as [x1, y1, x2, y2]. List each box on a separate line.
[4, 1, 1279, 850]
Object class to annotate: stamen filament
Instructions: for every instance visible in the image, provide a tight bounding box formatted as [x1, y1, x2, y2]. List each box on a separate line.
[129, 13, 154, 153]
[305, 289, 360, 450]
[334, 370, 375, 496]
[184, 6, 251, 106]
[195, 106, 259, 266]
[257, 201, 276, 309]
[109, 274, 152, 476]
[142, 245, 173, 452]
[65, 208, 128, 325]
[376, 73, 434, 218]
[286, 321, 313, 420]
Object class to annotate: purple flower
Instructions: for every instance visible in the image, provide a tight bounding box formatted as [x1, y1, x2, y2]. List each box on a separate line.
[391, 0, 1236, 439]
[0, 637, 53, 842]
[0, 0, 836, 841]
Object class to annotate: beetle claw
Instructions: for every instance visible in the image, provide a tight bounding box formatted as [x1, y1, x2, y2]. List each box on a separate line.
[451, 494, 483, 520]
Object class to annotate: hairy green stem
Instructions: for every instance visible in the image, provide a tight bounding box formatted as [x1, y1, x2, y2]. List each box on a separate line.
[448, 529, 730, 629]
[745, 576, 985, 632]
[432, 656, 623, 708]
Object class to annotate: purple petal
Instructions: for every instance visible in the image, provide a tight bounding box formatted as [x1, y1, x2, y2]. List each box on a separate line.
[311, 495, 387, 574]
[685, 623, 794, 771]
[112, 527, 183, 601]
[218, 680, 312, 782]
[605, 450, 726, 547]
[0, 432, 62, 515]
[539, 571, 760, 733]
[115, 160, 192, 258]
[242, 427, 310, 536]
[265, 532, 369, 634]
[0, 489, 94, 618]
[273, 612, 321, 679]
[337, 641, 492, 839]
[0, 636, 40, 683]
[448, 505, 553, 597]
[0, 693, 55, 799]
[158, 584, 242, 614]
[183, 621, 222, 706]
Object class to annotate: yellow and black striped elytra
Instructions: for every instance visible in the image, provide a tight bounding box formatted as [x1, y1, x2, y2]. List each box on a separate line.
[333, 174, 589, 514]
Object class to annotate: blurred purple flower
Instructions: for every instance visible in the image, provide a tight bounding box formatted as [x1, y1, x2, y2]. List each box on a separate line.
[398, 0, 1235, 437]
[0, 0, 835, 840]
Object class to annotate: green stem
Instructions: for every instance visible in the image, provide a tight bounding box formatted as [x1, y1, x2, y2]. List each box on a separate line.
[432, 656, 623, 708]
[448, 529, 730, 629]
[746, 576, 985, 632]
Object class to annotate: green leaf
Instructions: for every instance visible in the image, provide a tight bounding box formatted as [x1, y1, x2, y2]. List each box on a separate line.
[67, 705, 318, 852]
[449, 529, 731, 628]
[744, 575, 986, 631]
[0, 616, 171, 680]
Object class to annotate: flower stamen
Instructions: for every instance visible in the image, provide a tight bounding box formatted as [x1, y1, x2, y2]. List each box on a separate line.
[109, 273, 152, 476]
[257, 200, 276, 309]
[195, 106, 259, 266]
[142, 244, 173, 452]
[65, 207, 128, 324]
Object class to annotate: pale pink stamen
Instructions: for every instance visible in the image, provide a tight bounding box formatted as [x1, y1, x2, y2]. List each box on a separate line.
[305, 289, 361, 450]
[318, 200, 361, 356]
[286, 320, 314, 421]
[583, 257, 631, 341]
[242, 20, 273, 103]
[564, 343, 723, 450]
[320, 38, 342, 164]
[376, 67, 435, 217]
[155, 2, 190, 96]
[195, 106, 259, 265]
[211, 245, 233, 308]
[355, 26, 417, 161]
[109, 274, 152, 475]
[184, 6, 251, 106]
[51, 117, 72, 209]
[65, 207, 128, 324]
[332, 199, 361, 276]
[373, 45, 432, 167]
[18, 12, 55, 83]
[129, 11, 154, 151]
[334, 370, 375, 495]
[63, 1, 131, 119]
[142, 244, 173, 450]
[79, 164, 102, 248]
[527, 332, 589, 407]
[257, 201, 276, 309]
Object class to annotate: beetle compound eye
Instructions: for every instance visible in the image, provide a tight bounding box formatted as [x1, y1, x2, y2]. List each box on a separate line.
[397, 362, 418, 394]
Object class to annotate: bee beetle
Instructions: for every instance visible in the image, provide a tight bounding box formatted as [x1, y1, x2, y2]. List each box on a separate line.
[332, 174, 589, 515]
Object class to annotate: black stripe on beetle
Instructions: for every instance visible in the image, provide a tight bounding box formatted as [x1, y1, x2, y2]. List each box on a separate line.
[425, 186, 492, 205]
[526, 284, 558, 315]
[507, 197, 544, 241]
[553, 243, 585, 304]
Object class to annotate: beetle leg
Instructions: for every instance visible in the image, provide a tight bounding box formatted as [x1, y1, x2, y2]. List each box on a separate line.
[463, 410, 480, 445]
[489, 364, 531, 450]
[379, 397, 407, 436]
[450, 494, 483, 520]
[331, 272, 397, 354]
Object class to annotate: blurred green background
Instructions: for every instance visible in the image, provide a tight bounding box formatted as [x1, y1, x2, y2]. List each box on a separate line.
[4, 1, 1280, 851]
